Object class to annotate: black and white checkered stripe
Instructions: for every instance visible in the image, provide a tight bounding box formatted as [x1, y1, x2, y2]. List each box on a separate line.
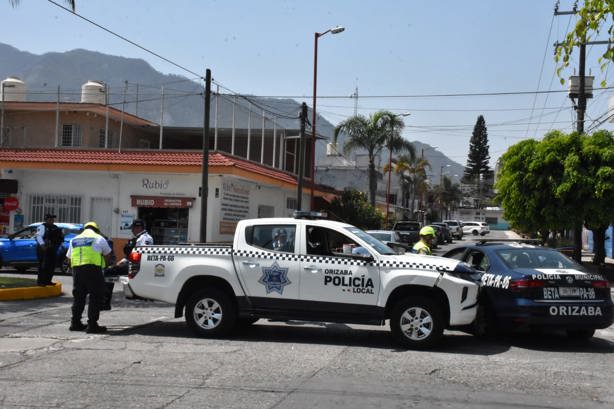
[136, 246, 232, 256]
[136, 246, 450, 271]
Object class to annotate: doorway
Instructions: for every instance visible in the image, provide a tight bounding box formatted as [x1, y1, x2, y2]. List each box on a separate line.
[138, 207, 189, 244]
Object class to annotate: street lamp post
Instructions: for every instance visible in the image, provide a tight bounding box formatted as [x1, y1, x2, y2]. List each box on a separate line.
[310, 25, 344, 210]
[385, 113, 410, 228]
[439, 164, 451, 186]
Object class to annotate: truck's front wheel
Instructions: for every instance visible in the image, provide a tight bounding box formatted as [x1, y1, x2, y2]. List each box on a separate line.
[186, 288, 236, 338]
[390, 296, 444, 349]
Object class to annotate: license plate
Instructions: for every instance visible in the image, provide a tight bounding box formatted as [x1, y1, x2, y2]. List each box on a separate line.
[542, 287, 596, 300]
[559, 287, 580, 296]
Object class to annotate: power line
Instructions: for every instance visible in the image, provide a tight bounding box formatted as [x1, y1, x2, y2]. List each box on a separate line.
[525, 13, 555, 138]
[46, 0, 203, 79]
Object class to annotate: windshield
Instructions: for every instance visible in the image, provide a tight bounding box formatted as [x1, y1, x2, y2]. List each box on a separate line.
[369, 232, 392, 241]
[496, 248, 584, 270]
[345, 227, 396, 255]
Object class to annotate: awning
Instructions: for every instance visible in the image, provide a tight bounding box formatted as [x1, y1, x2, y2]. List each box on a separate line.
[131, 195, 195, 208]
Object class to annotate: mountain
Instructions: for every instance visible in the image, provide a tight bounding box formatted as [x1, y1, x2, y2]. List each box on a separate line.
[0, 43, 462, 177]
[0, 43, 327, 131]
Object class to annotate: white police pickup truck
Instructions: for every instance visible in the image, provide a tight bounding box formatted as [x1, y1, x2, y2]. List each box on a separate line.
[124, 213, 480, 349]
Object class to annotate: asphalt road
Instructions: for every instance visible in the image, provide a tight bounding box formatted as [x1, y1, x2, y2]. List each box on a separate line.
[1, 232, 613, 409]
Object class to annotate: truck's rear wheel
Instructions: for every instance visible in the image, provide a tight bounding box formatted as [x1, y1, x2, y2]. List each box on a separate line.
[390, 296, 444, 349]
[186, 288, 236, 338]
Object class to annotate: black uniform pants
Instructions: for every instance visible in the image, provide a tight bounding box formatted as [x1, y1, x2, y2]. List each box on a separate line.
[37, 245, 57, 285]
[71, 264, 105, 325]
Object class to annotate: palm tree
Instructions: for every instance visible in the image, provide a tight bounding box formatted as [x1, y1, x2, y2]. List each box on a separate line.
[434, 176, 462, 220]
[394, 154, 430, 216]
[10, 0, 75, 10]
[334, 111, 414, 206]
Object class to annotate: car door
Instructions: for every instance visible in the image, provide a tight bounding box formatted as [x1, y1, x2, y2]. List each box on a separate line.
[234, 223, 300, 309]
[3, 226, 38, 263]
[300, 224, 380, 307]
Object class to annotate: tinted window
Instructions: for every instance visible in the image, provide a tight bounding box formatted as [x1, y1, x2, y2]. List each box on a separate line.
[246, 224, 296, 252]
[496, 248, 583, 270]
[444, 247, 466, 260]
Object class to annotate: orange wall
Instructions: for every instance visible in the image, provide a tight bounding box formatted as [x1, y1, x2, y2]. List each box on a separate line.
[4, 110, 156, 149]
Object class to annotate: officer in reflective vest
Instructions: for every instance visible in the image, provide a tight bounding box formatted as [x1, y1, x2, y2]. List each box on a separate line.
[413, 226, 435, 255]
[67, 221, 112, 334]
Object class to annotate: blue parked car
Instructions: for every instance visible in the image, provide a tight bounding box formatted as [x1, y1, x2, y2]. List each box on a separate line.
[443, 241, 614, 340]
[0, 222, 83, 274]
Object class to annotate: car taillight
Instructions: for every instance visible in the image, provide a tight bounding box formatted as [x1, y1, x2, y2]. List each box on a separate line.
[128, 251, 141, 263]
[592, 280, 610, 289]
[509, 279, 544, 290]
[127, 251, 141, 279]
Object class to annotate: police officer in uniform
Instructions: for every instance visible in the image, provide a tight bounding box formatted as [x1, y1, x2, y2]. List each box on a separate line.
[67, 221, 113, 333]
[35, 213, 64, 286]
[413, 226, 435, 255]
[102, 219, 153, 310]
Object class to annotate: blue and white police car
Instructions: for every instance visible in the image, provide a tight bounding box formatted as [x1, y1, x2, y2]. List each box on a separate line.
[444, 241, 613, 340]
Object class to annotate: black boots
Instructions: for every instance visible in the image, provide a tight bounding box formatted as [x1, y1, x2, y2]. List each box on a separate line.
[69, 321, 87, 331]
[86, 323, 107, 334]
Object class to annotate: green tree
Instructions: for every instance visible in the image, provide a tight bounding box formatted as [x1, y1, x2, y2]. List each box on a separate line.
[328, 188, 382, 230]
[463, 115, 493, 201]
[334, 111, 414, 207]
[495, 135, 572, 238]
[495, 130, 614, 263]
[10, 0, 75, 10]
[555, 0, 614, 86]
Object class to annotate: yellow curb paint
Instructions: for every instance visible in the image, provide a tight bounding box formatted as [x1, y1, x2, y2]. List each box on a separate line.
[0, 282, 62, 301]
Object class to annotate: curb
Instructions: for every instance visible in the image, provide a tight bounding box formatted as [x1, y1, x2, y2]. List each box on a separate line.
[0, 282, 62, 301]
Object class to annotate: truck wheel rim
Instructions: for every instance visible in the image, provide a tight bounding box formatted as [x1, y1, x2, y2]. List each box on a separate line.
[399, 307, 432, 341]
[194, 298, 223, 330]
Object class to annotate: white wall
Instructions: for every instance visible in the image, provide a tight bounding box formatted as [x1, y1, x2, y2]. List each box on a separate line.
[14, 168, 300, 243]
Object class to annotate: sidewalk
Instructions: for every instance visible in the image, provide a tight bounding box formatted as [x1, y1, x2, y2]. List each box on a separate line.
[0, 281, 62, 301]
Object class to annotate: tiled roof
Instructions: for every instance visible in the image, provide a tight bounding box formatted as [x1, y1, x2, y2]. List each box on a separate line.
[0, 148, 298, 185]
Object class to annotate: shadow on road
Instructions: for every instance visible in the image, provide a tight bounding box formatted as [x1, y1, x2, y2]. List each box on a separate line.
[110, 318, 515, 355]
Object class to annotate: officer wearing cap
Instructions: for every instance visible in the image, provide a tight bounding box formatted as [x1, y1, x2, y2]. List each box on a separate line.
[35, 213, 64, 286]
[272, 228, 293, 252]
[413, 226, 435, 255]
[67, 221, 113, 333]
[102, 219, 153, 310]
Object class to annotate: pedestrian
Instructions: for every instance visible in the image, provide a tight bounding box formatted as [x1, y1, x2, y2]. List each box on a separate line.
[413, 226, 435, 255]
[67, 221, 113, 333]
[35, 213, 64, 286]
[102, 219, 153, 310]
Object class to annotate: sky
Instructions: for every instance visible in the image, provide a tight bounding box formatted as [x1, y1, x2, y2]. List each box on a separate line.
[2, 0, 613, 168]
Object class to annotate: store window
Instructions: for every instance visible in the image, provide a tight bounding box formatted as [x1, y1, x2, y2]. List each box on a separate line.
[139, 207, 188, 245]
[29, 194, 81, 223]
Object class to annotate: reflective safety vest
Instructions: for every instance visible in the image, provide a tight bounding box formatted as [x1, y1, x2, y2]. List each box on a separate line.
[412, 240, 432, 255]
[70, 229, 104, 268]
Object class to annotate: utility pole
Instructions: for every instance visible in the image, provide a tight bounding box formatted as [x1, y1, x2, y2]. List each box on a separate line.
[296, 102, 307, 211]
[200, 69, 211, 243]
[554, 3, 588, 263]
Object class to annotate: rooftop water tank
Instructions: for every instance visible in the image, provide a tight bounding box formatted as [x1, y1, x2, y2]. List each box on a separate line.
[81, 80, 106, 104]
[1, 77, 26, 102]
